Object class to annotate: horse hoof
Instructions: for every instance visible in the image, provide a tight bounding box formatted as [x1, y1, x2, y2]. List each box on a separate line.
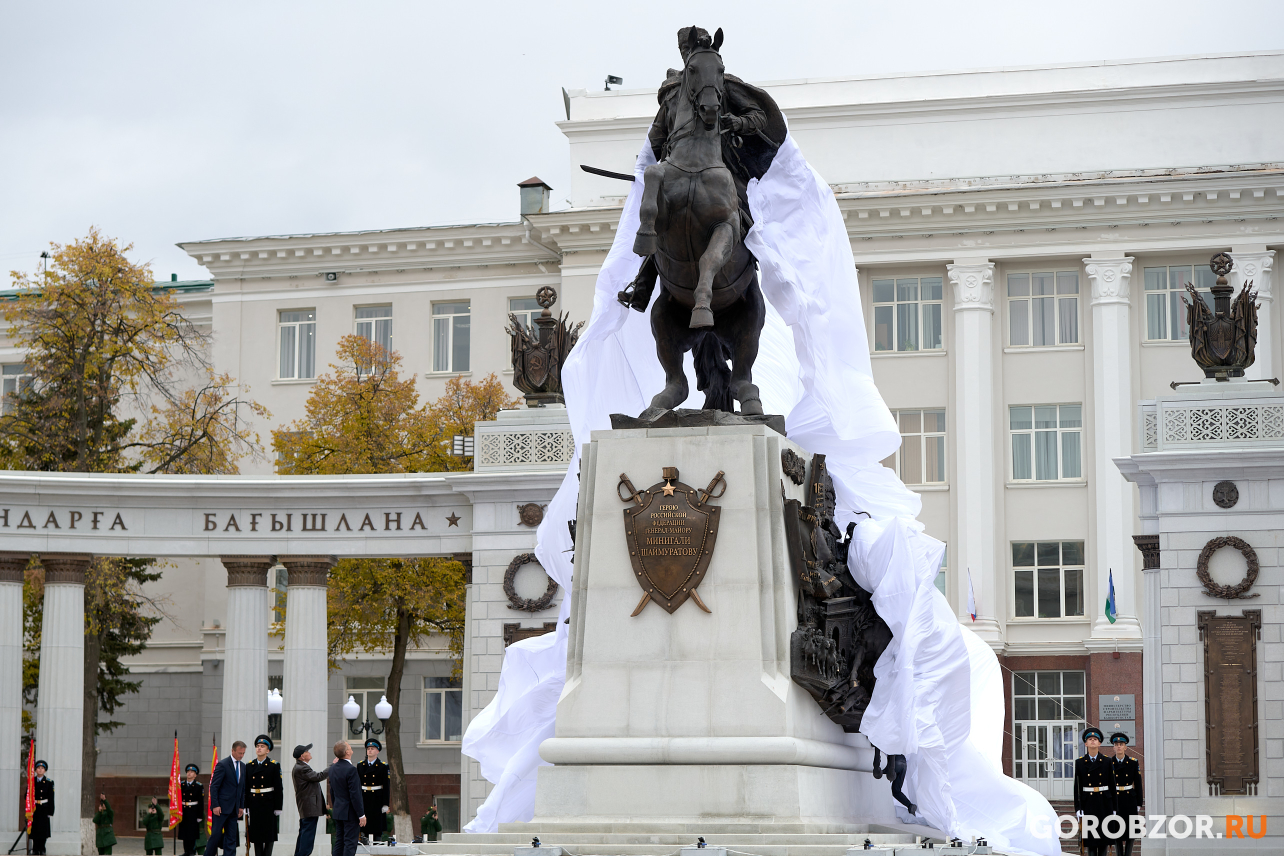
[689, 308, 714, 328]
[633, 232, 657, 256]
[739, 398, 763, 416]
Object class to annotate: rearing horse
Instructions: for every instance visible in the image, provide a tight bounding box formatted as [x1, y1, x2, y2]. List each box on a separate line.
[631, 27, 766, 417]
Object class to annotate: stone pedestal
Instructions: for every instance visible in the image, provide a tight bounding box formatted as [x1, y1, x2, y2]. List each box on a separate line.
[220, 557, 272, 752]
[35, 554, 91, 855]
[280, 556, 335, 856]
[0, 554, 27, 845]
[532, 424, 896, 830]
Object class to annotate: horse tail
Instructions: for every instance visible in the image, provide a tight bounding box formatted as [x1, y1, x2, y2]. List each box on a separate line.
[694, 332, 733, 413]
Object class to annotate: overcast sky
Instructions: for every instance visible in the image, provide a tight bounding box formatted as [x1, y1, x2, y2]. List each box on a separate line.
[2, 0, 1282, 282]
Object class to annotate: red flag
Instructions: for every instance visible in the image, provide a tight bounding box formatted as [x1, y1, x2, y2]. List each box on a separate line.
[23, 739, 35, 833]
[207, 736, 218, 836]
[168, 732, 183, 830]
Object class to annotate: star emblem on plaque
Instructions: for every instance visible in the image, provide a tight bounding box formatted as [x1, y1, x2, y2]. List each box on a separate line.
[618, 466, 726, 616]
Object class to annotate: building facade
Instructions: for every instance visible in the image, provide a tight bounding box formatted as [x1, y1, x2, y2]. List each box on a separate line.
[7, 50, 1284, 831]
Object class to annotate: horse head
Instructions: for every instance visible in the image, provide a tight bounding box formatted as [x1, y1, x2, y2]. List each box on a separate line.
[682, 26, 725, 130]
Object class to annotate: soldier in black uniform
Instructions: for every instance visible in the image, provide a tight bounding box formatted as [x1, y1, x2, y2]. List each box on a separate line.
[29, 760, 54, 856]
[180, 763, 207, 856]
[356, 739, 389, 844]
[245, 735, 283, 856]
[1109, 732, 1142, 856]
[1073, 727, 1117, 856]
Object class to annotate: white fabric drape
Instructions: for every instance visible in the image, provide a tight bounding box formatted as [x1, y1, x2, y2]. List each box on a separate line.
[461, 129, 1059, 855]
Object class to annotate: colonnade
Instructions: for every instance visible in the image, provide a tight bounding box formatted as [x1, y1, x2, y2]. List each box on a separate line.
[0, 552, 335, 856]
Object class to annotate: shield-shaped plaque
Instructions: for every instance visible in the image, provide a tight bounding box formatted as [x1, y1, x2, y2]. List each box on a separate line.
[619, 467, 725, 615]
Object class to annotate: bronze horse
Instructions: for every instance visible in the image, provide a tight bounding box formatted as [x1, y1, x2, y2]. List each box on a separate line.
[625, 27, 782, 417]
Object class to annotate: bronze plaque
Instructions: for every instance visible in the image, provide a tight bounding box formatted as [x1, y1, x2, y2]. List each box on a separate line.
[619, 467, 725, 616]
[1198, 609, 1262, 795]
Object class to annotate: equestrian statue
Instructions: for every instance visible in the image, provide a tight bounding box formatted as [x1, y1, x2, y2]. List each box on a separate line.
[617, 26, 786, 417]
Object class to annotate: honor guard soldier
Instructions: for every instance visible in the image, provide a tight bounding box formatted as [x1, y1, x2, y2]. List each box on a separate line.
[245, 735, 284, 856]
[30, 760, 54, 855]
[1110, 732, 1142, 856]
[1073, 727, 1117, 856]
[180, 764, 207, 856]
[356, 739, 389, 843]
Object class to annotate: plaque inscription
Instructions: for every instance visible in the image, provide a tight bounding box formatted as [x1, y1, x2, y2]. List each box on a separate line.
[1198, 609, 1262, 795]
[619, 467, 725, 616]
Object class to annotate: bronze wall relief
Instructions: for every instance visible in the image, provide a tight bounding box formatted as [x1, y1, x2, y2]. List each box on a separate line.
[1198, 610, 1262, 794]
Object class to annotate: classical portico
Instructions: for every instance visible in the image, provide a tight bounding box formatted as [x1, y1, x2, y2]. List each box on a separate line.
[0, 462, 565, 853]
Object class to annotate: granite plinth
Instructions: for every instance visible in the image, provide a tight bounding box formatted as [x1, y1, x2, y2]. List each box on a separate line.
[610, 408, 786, 437]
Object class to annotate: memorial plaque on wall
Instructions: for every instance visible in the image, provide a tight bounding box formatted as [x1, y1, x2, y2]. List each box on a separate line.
[1198, 610, 1262, 795]
[1099, 694, 1135, 721]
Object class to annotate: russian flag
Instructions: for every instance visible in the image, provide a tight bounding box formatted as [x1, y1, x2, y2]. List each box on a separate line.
[967, 567, 976, 622]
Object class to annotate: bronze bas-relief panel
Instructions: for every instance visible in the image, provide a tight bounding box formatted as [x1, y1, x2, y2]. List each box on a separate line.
[620, 469, 724, 615]
[1198, 609, 1262, 795]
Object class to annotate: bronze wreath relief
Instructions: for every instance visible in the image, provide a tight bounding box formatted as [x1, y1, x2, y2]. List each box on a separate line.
[1196, 536, 1261, 600]
[504, 552, 559, 612]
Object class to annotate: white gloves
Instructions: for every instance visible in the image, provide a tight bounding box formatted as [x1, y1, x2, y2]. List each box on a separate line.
[274, 811, 281, 816]
[1076, 811, 1083, 818]
[382, 807, 389, 813]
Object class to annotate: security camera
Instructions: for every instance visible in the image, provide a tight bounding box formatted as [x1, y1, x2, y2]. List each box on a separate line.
[324, 272, 339, 283]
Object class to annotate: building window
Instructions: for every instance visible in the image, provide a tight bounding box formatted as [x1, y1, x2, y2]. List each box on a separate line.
[509, 297, 543, 332]
[935, 545, 947, 596]
[355, 305, 392, 354]
[344, 676, 387, 732]
[135, 797, 172, 832]
[1012, 670, 1085, 782]
[423, 676, 462, 742]
[1144, 264, 1216, 341]
[1013, 541, 1085, 618]
[272, 566, 288, 624]
[433, 796, 460, 835]
[881, 410, 946, 484]
[432, 302, 470, 372]
[2, 363, 33, 414]
[1010, 404, 1082, 481]
[872, 277, 943, 352]
[1008, 272, 1079, 347]
[279, 309, 316, 379]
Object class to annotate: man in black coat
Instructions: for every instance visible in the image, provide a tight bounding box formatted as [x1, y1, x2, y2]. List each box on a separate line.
[1110, 732, 1143, 856]
[180, 764, 206, 856]
[205, 741, 248, 856]
[29, 760, 54, 856]
[1073, 727, 1117, 856]
[245, 735, 284, 856]
[326, 742, 366, 856]
[355, 739, 389, 844]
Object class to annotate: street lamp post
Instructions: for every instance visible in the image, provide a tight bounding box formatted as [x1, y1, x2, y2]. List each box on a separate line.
[343, 695, 392, 741]
[267, 688, 283, 736]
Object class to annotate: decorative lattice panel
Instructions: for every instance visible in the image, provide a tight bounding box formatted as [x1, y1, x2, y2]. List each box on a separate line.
[1142, 410, 1158, 450]
[477, 429, 575, 468]
[1159, 403, 1284, 447]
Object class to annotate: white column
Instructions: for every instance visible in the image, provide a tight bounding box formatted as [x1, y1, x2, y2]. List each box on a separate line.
[219, 557, 271, 754]
[946, 261, 1002, 648]
[35, 554, 90, 856]
[0, 554, 27, 846]
[1229, 247, 1275, 381]
[280, 556, 335, 856]
[1132, 528, 1165, 816]
[1084, 256, 1143, 644]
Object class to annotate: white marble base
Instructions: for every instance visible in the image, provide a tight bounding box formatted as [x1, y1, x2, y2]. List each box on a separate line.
[532, 764, 899, 828]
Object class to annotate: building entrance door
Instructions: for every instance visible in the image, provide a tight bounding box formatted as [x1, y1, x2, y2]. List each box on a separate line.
[1014, 720, 1082, 800]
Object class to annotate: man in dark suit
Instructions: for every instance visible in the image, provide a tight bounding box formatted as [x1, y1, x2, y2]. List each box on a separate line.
[326, 742, 365, 856]
[205, 740, 248, 856]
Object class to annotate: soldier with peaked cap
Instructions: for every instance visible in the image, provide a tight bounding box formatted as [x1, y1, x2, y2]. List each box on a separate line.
[1109, 732, 1142, 856]
[180, 763, 207, 856]
[29, 760, 54, 855]
[245, 735, 283, 856]
[355, 738, 389, 843]
[1073, 727, 1117, 856]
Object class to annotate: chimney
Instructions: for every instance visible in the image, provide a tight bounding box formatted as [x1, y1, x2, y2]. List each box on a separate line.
[518, 177, 552, 216]
[171, 273, 178, 281]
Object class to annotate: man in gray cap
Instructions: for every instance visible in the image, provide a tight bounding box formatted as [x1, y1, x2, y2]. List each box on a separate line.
[291, 744, 328, 856]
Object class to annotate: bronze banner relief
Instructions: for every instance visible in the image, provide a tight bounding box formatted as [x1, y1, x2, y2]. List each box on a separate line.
[1198, 609, 1261, 794]
[619, 466, 725, 616]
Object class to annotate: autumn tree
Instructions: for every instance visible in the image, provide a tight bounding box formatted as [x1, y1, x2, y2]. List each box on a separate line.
[3, 229, 267, 846]
[272, 335, 514, 840]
